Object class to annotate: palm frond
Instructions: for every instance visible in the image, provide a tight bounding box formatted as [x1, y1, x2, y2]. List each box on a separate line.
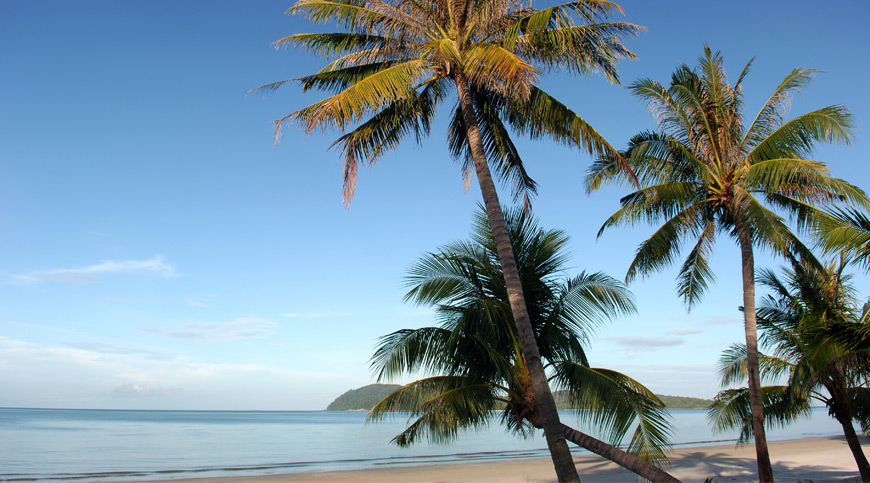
[676, 219, 716, 308]
[371, 327, 454, 380]
[555, 271, 636, 336]
[742, 68, 820, 149]
[734, 190, 791, 255]
[623, 204, 704, 285]
[813, 208, 870, 269]
[287, 0, 421, 37]
[332, 78, 444, 204]
[287, 59, 428, 132]
[508, 87, 617, 158]
[447, 88, 538, 208]
[461, 42, 538, 99]
[708, 386, 810, 444]
[274, 32, 406, 60]
[747, 106, 855, 162]
[368, 377, 500, 446]
[515, 22, 638, 81]
[552, 362, 672, 467]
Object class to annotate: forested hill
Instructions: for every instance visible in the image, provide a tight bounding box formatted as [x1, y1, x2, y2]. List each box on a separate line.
[326, 384, 401, 410]
[655, 394, 715, 409]
[552, 392, 711, 409]
[326, 384, 713, 410]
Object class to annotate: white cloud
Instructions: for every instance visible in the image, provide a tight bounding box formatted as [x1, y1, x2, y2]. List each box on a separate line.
[141, 317, 277, 342]
[0, 336, 356, 409]
[12, 256, 176, 284]
[281, 311, 351, 319]
[668, 328, 703, 335]
[65, 342, 179, 361]
[667, 314, 742, 326]
[607, 336, 685, 349]
[185, 298, 214, 308]
[113, 383, 180, 397]
[281, 308, 433, 320]
[703, 315, 741, 326]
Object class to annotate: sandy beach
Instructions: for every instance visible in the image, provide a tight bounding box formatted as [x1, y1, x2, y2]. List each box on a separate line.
[133, 436, 867, 482]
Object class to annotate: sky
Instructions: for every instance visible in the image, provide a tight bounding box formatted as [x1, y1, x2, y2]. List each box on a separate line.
[1, 0, 868, 410]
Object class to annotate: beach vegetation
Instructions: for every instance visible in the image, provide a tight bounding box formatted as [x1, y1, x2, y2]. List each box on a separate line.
[709, 254, 870, 481]
[255, 1, 641, 479]
[369, 207, 678, 481]
[586, 45, 867, 482]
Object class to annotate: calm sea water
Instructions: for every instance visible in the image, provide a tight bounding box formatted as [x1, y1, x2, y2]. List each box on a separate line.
[0, 407, 843, 482]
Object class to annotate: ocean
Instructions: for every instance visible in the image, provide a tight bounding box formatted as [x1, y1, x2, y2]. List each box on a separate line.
[0, 407, 843, 482]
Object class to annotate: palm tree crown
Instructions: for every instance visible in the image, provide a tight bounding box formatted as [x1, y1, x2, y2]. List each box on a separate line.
[710, 255, 870, 480]
[258, 0, 638, 207]
[587, 46, 863, 306]
[586, 45, 867, 482]
[369, 207, 674, 472]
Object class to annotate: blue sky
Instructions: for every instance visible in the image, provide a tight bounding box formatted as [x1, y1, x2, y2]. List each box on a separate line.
[1, 0, 868, 410]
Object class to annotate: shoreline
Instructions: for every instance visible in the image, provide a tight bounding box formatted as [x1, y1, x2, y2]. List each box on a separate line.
[122, 435, 867, 483]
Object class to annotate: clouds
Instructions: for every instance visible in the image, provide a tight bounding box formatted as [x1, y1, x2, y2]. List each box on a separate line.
[607, 336, 685, 349]
[281, 311, 352, 319]
[0, 336, 356, 409]
[668, 314, 741, 326]
[141, 317, 277, 342]
[668, 328, 703, 335]
[65, 342, 179, 361]
[185, 298, 214, 308]
[113, 384, 180, 397]
[13, 256, 175, 284]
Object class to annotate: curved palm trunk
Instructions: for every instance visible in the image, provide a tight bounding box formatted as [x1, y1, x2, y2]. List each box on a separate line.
[737, 226, 774, 482]
[560, 424, 680, 482]
[454, 77, 580, 483]
[836, 412, 870, 481]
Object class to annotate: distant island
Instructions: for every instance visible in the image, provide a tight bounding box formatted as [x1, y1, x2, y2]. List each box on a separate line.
[326, 384, 712, 411]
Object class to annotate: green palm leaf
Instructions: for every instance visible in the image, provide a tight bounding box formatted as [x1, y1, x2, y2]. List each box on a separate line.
[551, 361, 671, 467]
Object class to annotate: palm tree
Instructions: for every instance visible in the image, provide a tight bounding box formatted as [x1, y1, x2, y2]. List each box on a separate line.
[585, 45, 866, 481]
[370, 207, 679, 481]
[709, 255, 870, 481]
[257, 1, 639, 479]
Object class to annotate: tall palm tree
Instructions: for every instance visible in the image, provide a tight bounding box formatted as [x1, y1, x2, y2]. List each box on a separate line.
[257, 1, 639, 479]
[585, 45, 866, 481]
[709, 255, 870, 481]
[370, 207, 679, 481]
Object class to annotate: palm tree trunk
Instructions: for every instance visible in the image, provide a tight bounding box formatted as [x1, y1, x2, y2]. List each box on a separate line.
[736, 225, 774, 482]
[560, 424, 681, 482]
[454, 76, 580, 483]
[837, 414, 870, 481]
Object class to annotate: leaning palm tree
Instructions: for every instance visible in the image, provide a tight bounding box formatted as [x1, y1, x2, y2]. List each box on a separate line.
[370, 207, 678, 481]
[709, 255, 870, 481]
[586, 45, 867, 481]
[257, 1, 639, 479]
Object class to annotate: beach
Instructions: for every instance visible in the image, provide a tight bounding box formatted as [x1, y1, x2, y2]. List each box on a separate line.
[133, 436, 867, 482]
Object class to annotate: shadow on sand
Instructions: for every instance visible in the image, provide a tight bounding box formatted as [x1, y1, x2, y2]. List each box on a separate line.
[661, 436, 865, 482]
